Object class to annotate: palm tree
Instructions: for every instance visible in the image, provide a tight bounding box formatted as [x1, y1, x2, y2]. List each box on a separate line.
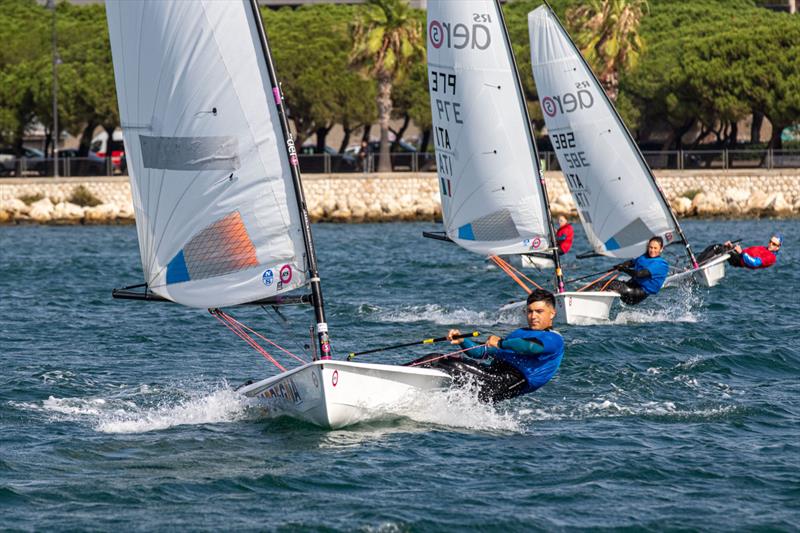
[566, 0, 648, 102]
[349, 0, 424, 172]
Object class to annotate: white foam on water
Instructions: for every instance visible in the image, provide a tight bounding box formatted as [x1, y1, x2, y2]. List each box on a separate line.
[389, 384, 522, 433]
[522, 397, 738, 422]
[29, 384, 254, 434]
[375, 303, 518, 327]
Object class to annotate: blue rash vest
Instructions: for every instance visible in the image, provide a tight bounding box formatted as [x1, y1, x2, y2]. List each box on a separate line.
[461, 328, 565, 394]
[630, 254, 669, 294]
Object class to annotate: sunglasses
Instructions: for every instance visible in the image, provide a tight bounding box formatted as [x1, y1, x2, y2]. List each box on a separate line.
[769, 240, 781, 247]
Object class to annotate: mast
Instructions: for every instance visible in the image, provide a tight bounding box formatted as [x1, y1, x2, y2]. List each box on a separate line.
[496, 0, 566, 293]
[248, 0, 332, 359]
[541, 1, 697, 269]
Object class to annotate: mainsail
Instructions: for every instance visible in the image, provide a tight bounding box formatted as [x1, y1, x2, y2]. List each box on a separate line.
[427, 0, 552, 257]
[529, 5, 691, 261]
[106, 0, 309, 308]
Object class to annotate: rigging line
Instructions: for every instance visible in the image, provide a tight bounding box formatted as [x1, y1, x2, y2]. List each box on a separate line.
[262, 305, 313, 359]
[490, 255, 545, 292]
[575, 269, 614, 292]
[408, 345, 485, 367]
[599, 273, 619, 292]
[211, 310, 287, 372]
[490, 255, 532, 293]
[220, 309, 307, 364]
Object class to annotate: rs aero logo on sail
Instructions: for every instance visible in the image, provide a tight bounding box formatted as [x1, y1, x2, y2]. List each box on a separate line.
[429, 14, 492, 50]
[541, 89, 595, 117]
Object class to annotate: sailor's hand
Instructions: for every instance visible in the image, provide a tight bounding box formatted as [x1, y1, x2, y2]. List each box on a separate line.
[734, 245, 742, 253]
[448, 329, 463, 344]
[724, 240, 733, 248]
[486, 335, 502, 349]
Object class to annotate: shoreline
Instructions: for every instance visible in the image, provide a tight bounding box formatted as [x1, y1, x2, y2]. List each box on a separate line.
[1, 169, 798, 225]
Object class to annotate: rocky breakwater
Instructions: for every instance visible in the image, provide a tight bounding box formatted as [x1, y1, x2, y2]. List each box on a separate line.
[1, 170, 799, 224]
[0, 177, 134, 225]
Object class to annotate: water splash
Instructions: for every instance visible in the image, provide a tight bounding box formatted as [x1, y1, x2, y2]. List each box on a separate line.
[373, 303, 516, 327]
[25, 383, 255, 434]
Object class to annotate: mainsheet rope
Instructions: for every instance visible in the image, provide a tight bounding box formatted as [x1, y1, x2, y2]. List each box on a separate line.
[408, 344, 486, 367]
[489, 255, 545, 293]
[210, 309, 308, 372]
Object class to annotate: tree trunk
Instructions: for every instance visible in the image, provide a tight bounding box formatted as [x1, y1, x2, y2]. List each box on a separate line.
[361, 123, 372, 143]
[750, 111, 764, 144]
[665, 118, 695, 150]
[767, 121, 784, 150]
[419, 128, 431, 154]
[315, 125, 331, 153]
[339, 123, 353, 154]
[601, 71, 619, 102]
[389, 113, 410, 151]
[727, 121, 738, 147]
[376, 76, 393, 172]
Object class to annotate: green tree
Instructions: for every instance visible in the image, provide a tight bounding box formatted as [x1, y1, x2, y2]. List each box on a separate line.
[565, 0, 648, 102]
[349, 0, 425, 171]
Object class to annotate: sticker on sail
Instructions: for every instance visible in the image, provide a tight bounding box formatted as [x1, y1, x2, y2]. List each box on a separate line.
[524, 237, 543, 250]
[280, 265, 293, 284]
[262, 269, 274, 287]
[665, 231, 674, 243]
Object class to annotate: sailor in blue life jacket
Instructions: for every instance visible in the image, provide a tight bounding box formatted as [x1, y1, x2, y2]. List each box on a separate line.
[407, 289, 565, 402]
[600, 236, 670, 305]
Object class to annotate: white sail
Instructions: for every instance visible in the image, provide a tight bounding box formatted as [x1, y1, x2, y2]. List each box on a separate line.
[529, 6, 680, 259]
[106, 0, 308, 308]
[427, 0, 551, 257]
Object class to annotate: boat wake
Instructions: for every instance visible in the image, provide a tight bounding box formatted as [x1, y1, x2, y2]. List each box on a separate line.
[612, 284, 704, 325]
[20, 382, 256, 434]
[373, 303, 520, 327]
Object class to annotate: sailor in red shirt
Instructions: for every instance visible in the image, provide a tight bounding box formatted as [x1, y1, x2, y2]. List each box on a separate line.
[555, 215, 573, 255]
[726, 233, 782, 269]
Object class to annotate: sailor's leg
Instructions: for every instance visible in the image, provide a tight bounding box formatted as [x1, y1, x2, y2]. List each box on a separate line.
[727, 251, 744, 267]
[403, 353, 445, 367]
[696, 243, 725, 264]
[604, 280, 648, 305]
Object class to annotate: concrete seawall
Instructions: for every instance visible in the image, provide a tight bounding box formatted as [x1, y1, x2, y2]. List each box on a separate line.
[1, 169, 798, 224]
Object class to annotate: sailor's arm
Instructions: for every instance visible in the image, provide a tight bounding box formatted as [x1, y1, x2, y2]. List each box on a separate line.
[448, 329, 491, 359]
[741, 252, 763, 268]
[495, 337, 545, 356]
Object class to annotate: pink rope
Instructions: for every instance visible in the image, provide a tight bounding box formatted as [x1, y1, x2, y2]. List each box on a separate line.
[211, 311, 286, 372]
[408, 344, 486, 367]
[219, 311, 307, 364]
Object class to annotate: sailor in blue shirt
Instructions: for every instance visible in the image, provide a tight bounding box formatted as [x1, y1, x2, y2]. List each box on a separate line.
[603, 236, 670, 305]
[408, 289, 565, 402]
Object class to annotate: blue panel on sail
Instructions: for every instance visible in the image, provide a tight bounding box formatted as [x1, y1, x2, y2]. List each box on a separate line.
[605, 237, 621, 251]
[166, 250, 191, 284]
[458, 224, 475, 241]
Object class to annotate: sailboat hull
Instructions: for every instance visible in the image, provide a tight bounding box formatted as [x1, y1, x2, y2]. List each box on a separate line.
[521, 254, 555, 270]
[501, 291, 619, 324]
[238, 360, 451, 429]
[664, 253, 729, 288]
[556, 291, 619, 324]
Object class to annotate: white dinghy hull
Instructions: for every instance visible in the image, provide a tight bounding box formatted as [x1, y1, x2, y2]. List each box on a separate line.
[501, 291, 619, 324]
[664, 253, 729, 288]
[555, 291, 619, 324]
[239, 360, 451, 429]
[521, 254, 555, 270]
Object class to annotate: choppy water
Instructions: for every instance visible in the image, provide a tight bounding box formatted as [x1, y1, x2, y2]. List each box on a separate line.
[1, 219, 798, 531]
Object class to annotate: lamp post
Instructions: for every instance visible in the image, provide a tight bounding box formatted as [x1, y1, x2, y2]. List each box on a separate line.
[50, 0, 59, 178]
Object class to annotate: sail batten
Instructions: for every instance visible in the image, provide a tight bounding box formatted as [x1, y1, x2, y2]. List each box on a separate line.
[427, 0, 550, 258]
[529, 6, 682, 260]
[107, 0, 308, 308]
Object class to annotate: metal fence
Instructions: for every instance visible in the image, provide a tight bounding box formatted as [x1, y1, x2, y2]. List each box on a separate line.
[2, 149, 798, 177]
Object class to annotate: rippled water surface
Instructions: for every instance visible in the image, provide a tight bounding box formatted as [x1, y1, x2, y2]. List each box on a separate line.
[1, 220, 799, 531]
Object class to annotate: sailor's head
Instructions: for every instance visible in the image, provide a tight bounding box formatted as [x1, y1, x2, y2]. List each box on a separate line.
[647, 236, 664, 258]
[526, 289, 556, 330]
[557, 215, 568, 228]
[768, 232, 783, 253]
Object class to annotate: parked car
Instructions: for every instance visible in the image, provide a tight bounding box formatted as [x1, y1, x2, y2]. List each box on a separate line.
[346, 140, 435, 171]
[298, 144, 357, 173]
[90, 130, 125, 172]
[0, 146, 45, 176]
[58, 148, 106, 176]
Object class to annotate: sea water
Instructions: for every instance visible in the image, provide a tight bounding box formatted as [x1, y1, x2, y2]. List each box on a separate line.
[1, 220, 798, 530]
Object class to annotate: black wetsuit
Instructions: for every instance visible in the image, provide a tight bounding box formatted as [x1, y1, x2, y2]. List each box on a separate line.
[406, 353, 526, 403]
